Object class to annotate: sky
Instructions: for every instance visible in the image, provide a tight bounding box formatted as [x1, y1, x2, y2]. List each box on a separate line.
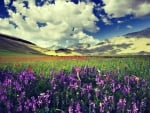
[0, 0, 150, 48]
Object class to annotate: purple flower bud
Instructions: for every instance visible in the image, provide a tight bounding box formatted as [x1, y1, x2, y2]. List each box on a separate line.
[6, 101, 12, 110]
[127, 109, 132, 113]
[108, 96, 114, 103]
[17, 104, 22, 112]
[4, 78, 12, 86]
[24, 99, 31, 111]
[13, 81, 22, 91]
[75, 103, 81, 113]
[0, 95, 7, 101]
[132, 102, 138, 113]
[68, 105, 73, 113]
[94, 88, 100, 97]
[117, 98, 126, 110]
[81, 87, 86, 95]
[89, 101, 96, 113]
[99, 102, 104, 113]
[86, 83, 92, 92]
[123, 85, 130, 94]
[96, 80, 105, 87]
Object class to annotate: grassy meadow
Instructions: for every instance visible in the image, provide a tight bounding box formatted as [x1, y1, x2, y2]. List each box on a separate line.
[0, 55, 150, 113]
[0, 55, 150, 78]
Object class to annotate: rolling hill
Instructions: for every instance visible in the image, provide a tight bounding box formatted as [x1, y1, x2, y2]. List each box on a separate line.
[125, 28, 150, 37]
[0, 27, 150, 56]
[74, 28, 150, 55]
[0, 34, 82, 56]
[0, 34, 46, 55]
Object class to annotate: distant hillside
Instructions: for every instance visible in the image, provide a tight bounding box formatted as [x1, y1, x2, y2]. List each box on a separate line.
[0, 34, 82, 56]
[0, 34, 36, 45]
[125, 28, 150, 38]
[55, 48, 72, 54]
[74, 28, 150, 55]
[0, 27, 150, 56]
[0, 34, 43, 55]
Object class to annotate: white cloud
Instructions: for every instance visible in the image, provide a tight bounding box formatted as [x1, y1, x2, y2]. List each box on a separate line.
[102, 0, 150, 18]
[136, 2, 150, 17]
[4, 0, 11, 6]
[72, 31, 99, 44]
[0, 0, 99, 48]
[117, 20, 123, 24]
[126, 25, 133, 29]
[101, 17, 112, 25]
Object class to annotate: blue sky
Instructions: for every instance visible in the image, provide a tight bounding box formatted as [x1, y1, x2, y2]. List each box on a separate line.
[0, 0, 150, 47]
[93, 16, 150, 39]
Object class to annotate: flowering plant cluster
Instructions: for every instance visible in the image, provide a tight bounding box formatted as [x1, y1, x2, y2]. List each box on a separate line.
[0, 66, 150, 113]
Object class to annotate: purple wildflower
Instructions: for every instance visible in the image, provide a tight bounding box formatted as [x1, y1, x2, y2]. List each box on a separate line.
[123, 85, 130, 94]
[24, 99, 32, 111]
[94, 88, 100, 98]
[86, 83, 92, 92]
[81, 87, 86, 95]
[89, 101, 96, 113]
[117, 98, 126, 111]
[132, 102, 138, 113]
[127, 109, 132, 113]
[17, 104, 22, 112]
[6, 101, 13, 111]
[68, 105, 73, 113]
[13, 81, 22, 91]
[99, 102, 104, 113]
[108, 96, 114, 103]
[4, 78, 12, 87]
[75, 103, 82, 113]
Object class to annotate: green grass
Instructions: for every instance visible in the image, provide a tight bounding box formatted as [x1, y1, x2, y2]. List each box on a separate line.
[0, 49, 21, 56]
[0, 56, 150, 78]
[0, 49, 43, 56]
[0, 49, 34, 56]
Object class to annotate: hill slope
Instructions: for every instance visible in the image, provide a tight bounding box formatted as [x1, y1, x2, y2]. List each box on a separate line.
[75, 28, 150, 55]
[0, 34, 82, 56]
[125, 28, 150, 37]
[0, 27, 149, 56]
[0, 34, 44, 55]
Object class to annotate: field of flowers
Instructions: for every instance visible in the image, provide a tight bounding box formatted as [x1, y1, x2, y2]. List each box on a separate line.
[0, 56, 150, 113]
[0, 56, 150, 77]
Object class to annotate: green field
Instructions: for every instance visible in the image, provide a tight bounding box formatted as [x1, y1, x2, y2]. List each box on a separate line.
[0, 56, 150, 78]
[0, 55, 150, 112]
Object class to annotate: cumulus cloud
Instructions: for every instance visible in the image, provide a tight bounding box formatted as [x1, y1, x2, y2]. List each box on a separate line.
[102, 0, 150, 18]
[0, 0, 99, 48]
